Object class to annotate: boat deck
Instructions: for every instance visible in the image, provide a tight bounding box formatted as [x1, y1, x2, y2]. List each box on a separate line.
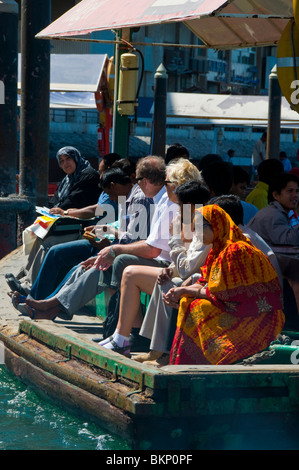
[0, 246, 105, 342]
[3, 247, 299, 450]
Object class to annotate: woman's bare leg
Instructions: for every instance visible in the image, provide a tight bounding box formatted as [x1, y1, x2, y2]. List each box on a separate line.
[116, 265, 161, 337]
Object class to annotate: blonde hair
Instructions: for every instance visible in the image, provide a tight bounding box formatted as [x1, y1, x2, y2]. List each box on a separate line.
[166, 158, 201, 186]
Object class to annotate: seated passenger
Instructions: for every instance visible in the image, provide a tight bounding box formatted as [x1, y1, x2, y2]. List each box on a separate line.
[247, 172, 299, 312]
[245, 158, 284, 210]
[136, 195, 282, 366]
[48, 146, 101, 210]
[6, 148, 114, 294]
[169, 205, 284, 365]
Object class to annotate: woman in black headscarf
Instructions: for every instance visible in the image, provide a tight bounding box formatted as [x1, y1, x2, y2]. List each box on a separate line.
[49, 146, 100, 210]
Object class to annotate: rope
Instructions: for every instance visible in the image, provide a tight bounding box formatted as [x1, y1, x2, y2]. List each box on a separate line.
[240, 334, 291, 365]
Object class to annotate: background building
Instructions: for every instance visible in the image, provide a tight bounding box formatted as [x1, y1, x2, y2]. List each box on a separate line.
[15, 1, 299, 169]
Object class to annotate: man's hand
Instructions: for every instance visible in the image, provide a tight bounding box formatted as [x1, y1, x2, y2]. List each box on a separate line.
[81, 256, 97, 271]
[93, 246, 115, 271]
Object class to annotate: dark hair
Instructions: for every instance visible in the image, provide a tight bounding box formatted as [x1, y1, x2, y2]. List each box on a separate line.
[280, 151, 287, 159]
[201, 161, 233, 196]
[209, 194, 244, 226]
[257, 158, 284, 184]
[100, 167, 131, 189]
[268, 173, 299, 203]
[232, 166, 250, 185]
[165, 144, 190, 164]
[175, 180, 210, 205]
[102, 153, 121, 169]
[111, 158, 136, 176]
[198, 154, 223, 171]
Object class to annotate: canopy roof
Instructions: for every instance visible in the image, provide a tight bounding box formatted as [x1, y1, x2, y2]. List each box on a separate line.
[151, 92, 299, 128]
[36, 0, 293, 49]
[18, 53, 108, 92]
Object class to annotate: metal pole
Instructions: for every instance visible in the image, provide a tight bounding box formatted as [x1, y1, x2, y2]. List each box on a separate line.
[267, 65, 282, 159]
[151, 64, 168, 158]
[111, 31, 120, 153]
[19, 0, 51, 223]
[113, 28, 130, 158]
[0, 0, 19, 258]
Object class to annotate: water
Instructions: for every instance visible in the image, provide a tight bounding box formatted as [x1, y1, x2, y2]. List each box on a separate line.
[0, 366, 130, 450]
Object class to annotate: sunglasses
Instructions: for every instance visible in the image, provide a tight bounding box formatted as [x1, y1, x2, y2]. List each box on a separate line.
[164, 180, 174, 185]
[136, 177, 144, 182]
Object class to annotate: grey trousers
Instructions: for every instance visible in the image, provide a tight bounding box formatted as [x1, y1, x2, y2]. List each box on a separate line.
[140, 277, 182, 353]
[56, 254, 169, 316]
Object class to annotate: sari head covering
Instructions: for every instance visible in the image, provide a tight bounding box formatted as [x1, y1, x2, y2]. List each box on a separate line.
[170, 204, 285, 365]
[55, 146, 91, 204]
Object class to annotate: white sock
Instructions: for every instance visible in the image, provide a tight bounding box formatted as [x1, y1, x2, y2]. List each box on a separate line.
[104, 333, 130, 349]
[99, 329, 119, 346]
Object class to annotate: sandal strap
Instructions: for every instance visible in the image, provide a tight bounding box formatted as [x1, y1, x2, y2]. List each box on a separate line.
[109, 339, 130, 356]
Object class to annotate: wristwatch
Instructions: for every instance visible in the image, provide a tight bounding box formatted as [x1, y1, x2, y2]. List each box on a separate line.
[110, 245, 116, 258]
[64, 209, 69, 216]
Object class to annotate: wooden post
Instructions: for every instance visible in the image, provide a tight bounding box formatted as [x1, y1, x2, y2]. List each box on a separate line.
[267, 65, 282, 160]
[19, 0, 51, 224]
[150, 64, 168, 158]
[0, 0, 19, 258]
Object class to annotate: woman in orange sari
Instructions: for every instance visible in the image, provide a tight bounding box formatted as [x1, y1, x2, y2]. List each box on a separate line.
[167, 204, 285, 365]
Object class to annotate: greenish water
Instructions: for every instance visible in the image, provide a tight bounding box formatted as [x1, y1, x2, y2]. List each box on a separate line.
[0, 366, 130, 450]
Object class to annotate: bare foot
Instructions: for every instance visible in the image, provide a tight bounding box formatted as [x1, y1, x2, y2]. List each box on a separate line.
[26, 297, 60, 312]
[19, 303, 60, 320]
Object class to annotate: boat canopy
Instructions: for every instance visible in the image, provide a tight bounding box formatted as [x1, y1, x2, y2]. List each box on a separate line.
[36, 0, 293, 49]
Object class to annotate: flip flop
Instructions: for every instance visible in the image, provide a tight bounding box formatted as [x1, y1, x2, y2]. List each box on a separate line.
[16, 303, 35, 319]
[9, 291, 27, 309]
[5, 274, 28, 297]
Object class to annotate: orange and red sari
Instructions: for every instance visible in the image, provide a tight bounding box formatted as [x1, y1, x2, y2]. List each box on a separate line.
[170, 205, 285, 365]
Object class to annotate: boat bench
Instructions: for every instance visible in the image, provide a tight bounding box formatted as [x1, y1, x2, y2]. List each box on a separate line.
[86, 291, 150, 321]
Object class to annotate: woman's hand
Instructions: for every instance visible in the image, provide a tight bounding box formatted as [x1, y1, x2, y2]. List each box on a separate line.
[49, 207, 65, 216]
[163, 287, 184, 308]
[157, 267, 174, 285]
[163, 283, 208, 308]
